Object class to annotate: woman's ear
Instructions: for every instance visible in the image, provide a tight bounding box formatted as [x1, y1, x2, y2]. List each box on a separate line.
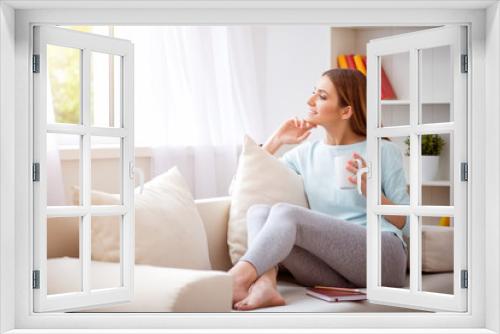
[340, 106, 353, 120]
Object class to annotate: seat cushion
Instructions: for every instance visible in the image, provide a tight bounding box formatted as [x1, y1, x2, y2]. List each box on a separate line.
[233, 271, 453, 313]
[47, 257, 232, 312]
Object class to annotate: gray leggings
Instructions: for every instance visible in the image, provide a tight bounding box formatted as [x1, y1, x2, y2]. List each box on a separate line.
[238, 202, 408, 288]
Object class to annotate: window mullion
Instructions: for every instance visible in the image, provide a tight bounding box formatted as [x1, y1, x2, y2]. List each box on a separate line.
[409, 46, 419, 294]
[81, 48, 91, 294]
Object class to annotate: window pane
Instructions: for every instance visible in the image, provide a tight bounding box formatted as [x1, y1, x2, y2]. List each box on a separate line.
[47, 133, 82, 206]
[418, 132, 453, 206]
[47, 216, 82, 294]
[91, 136, 122, 204]
[380, 102, 409, 127]
[378, 136, 410, 205]
[379, 51, 410, 127]
[90, 52, 122, 128]
[378, 215, 410, 291]
[420, 216, 454, 295]
[91, 215, 122, 289]
[419, 45, 452, 124]
[47, 44, 81, 124]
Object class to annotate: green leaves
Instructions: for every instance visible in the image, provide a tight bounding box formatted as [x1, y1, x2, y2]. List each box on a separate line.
[404, 134, 446, 156]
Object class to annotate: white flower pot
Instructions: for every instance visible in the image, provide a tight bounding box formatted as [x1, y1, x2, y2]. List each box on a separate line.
[421, 155, 440, 181]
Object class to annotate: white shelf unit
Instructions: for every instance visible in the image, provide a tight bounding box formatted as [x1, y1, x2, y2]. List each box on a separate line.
[330, 26, 453, 226]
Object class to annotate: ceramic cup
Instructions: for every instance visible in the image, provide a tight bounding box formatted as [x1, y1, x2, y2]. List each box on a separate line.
[334, 155, 364, 193]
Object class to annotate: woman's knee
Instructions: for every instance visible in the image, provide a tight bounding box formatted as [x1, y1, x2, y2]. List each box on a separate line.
[269, 202, 302, 222]
[247, 204, 271, 219]
[246, 204, 271, 226]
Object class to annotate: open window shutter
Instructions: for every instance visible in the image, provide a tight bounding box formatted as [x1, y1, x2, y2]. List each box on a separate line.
[33, 25, 135, 312]
[365, 25, 468, 312]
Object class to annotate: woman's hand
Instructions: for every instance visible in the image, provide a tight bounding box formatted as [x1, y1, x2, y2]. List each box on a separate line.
[274, 117, 317, 145]
[346, 152, 367, 197]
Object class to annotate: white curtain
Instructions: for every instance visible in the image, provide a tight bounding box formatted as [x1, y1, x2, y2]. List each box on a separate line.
[115, 26, 265, 199]
[46, 75, 67, 206]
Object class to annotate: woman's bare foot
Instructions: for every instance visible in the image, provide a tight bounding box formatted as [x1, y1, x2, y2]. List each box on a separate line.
[228, 261, 259, 304]
[233, 276, 286, 311]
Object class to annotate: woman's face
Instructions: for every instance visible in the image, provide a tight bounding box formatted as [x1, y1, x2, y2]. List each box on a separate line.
[305, 75, 352, 126]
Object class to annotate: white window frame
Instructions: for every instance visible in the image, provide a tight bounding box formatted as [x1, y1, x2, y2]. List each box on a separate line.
[32, 25, 135, 312]
[365, 25, 468, 312]
[0, 1, 499, 333]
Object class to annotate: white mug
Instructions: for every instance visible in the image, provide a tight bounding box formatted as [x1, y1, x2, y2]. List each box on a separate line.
[334, 155, 367, 195]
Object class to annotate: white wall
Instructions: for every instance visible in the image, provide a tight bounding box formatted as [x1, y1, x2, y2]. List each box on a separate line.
[485, 3, 500, 333]
[0, 3, 15, 333]
[253, 25, 331, 147]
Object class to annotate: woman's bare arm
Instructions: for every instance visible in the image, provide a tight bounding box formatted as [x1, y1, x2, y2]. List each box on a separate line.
[262, 136, 282, 155]
[380, 194, 407, 229]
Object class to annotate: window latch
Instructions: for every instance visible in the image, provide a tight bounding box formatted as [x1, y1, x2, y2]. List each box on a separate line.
[461, 269, 468, 289]
[32, 163, 40, 182]
[33, 270, 40, 289]
[461, 54, 468, 73]
[32, 54, 40, 73]
[461, 162, 468, 182]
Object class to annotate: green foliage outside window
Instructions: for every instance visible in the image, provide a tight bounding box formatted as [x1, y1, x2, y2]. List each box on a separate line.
[47, 26, 91, 124]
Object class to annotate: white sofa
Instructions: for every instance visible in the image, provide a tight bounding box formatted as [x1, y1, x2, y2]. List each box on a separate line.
[47, 196, 453, 313]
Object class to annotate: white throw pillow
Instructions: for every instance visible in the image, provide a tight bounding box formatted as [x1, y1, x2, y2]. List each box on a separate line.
[227, 134, 309, 265]
[72, 166, 212, 270]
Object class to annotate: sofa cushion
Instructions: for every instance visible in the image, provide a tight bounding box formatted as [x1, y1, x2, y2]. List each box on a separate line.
[233, 270, 453, 312]
[227, 135, 309, 265]
[72, 166, 212, 270]
[404, 225, 454, 273]
[47, 257, 232, 312]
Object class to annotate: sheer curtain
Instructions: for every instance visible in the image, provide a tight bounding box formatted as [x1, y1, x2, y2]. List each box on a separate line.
[115, 26, 265, 199]
[46, 76, 67, 206]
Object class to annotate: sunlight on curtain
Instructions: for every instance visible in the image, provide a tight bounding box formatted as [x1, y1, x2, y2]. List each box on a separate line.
[115, 26, 265, 199]
[46, 73, 67, 206]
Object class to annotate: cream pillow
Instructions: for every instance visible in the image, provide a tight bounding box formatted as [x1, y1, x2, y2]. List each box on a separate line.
[72, 166, 212, 270]
[404, 225, 454, 273]
[227, 134, 309, 265]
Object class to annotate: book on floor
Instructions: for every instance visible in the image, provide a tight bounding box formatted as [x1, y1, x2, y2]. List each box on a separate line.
[305, 286, 367, 302]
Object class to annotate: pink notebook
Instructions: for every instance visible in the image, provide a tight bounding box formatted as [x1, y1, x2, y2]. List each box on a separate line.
[305, 286, 367, 302]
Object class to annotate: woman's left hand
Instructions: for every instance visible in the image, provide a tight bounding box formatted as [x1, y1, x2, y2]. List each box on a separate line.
[346, 152, 367, 197]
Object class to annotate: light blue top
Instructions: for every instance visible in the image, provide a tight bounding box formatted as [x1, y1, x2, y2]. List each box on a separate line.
[279, 138, 410, 250]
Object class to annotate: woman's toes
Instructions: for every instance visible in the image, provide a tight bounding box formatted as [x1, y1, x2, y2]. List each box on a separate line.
[232, 285, 249, 304]
[233, 281, 286, 311]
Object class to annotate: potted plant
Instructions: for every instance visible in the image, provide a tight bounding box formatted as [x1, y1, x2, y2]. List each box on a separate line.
[404, 134, 446, 181]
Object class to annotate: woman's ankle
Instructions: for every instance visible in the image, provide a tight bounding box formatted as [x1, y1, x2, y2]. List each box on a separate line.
[256, 268, 279, 287]
[230, 260, 259, 285]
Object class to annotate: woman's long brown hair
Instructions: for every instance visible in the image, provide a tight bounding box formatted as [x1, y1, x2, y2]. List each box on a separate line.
[322, 68, 366, 137]
[321, 68, 390, 141]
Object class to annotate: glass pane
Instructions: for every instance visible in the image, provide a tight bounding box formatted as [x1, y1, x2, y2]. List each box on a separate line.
[47, 44, 81, 124]
[91, 136, 122, 203]
[46, 133, 82, 206]
[379, 215, 410, 291]
[379, 52, 410, 127]
[420, 216, 454, 295]
[418, 133, 453, 205]
[91, 215, 122, 289]
[378, 136, 410, 205]
[380, 102, 409, 127]
[90, 52, 122, 128]
[47, 216, 82, 294]
[419, 45, 452, 124]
